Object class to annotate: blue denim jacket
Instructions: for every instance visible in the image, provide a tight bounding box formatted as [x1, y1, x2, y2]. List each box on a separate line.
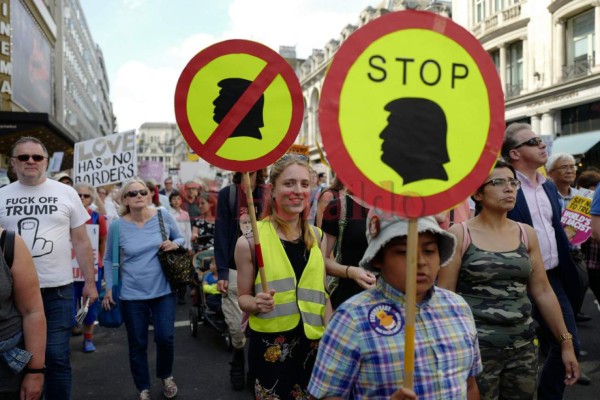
[0, 331, 32, 374]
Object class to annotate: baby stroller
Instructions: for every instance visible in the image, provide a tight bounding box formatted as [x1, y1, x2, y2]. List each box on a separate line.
[189, 248, 232, 350]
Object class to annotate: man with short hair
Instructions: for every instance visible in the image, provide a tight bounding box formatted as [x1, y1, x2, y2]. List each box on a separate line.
[160, 177, 175, 197]
[214, 170, 266, 390]
[547, 153, 593, 322]
[0, 137, 98, 399]
[502, 123, 584, 397]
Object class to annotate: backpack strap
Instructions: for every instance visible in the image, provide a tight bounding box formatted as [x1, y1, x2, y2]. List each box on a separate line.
[229, 184, 236, 218]
[460, 222, 471, 258]
[335, 195, 347, 264]
[0, 230, 15, 269]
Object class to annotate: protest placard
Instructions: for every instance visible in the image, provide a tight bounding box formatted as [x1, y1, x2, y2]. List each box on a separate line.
[561, 195, 592, 246]
[73, 131, 137, 187]
[72, 224, 99, 282]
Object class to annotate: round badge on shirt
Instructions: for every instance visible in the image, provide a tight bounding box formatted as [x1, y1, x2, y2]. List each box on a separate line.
[368, 304, 404, 336]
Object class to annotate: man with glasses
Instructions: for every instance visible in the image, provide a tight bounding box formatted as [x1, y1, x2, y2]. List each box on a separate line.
[547, 153, 594, 324]
[0, 137, 98, 400]
[502, 123, 585, 397]
[159, 177, 176, 197]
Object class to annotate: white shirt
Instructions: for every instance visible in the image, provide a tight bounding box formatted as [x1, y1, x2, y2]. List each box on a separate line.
[0, 179, 90, 287]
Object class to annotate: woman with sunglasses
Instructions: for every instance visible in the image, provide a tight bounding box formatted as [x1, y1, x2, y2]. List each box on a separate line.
[73, 183, 107, 353]
[235, 154, 327, 399]
[102, 178, 184, 400]
[438, 159, 578, 400]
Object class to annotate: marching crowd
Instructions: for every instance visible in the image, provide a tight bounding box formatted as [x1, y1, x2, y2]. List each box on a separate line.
[1, 123, 600, 400]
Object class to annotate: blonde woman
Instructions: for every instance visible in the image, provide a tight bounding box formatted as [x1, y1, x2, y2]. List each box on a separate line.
[102, 178, 184, 400]
[235, 155, 327, 398]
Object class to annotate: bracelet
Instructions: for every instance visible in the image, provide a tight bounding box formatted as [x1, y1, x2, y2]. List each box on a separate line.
[24, 366, 46, 374]
[345, 265, 351, 279]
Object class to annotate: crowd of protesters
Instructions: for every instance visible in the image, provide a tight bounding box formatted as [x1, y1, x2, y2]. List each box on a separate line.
[2, 124, 600, 399]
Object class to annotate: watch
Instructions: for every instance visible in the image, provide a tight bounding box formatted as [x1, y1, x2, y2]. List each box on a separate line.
[24, 366, 46, 374]
[559, 332, 573, 343]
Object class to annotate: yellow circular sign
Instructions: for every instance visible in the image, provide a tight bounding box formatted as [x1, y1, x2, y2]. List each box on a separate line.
[319, 11, 505, 217]
[341, 29, 489, 196]
[175, 40, 303, 171]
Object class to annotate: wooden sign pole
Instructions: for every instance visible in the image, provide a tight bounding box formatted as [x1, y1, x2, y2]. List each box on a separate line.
[242, 171, 268, 293]
[403, 218, 419, 390]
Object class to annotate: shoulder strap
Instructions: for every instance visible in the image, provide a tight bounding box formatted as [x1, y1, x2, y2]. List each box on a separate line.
[460, 222, 471, 257]
[229, 184, 236, 218]
[335, 195, 347, 263]
[157, 209, 167, 240]
[311, 225, 322, 245]
[0, 230, 15, 269]
[112, 220, 120, 285]
[516, 222, 529, 248]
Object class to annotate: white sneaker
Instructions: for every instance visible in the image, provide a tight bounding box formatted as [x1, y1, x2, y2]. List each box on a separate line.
[139, 389, 151, 400]
[162, 377, 178, 398]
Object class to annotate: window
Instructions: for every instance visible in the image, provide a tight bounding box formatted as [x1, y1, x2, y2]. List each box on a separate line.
[475, 0, 485, 23]
[506, 41, 523, 98]
[490, 49, 500, 77]
[565, 9, 595, 79]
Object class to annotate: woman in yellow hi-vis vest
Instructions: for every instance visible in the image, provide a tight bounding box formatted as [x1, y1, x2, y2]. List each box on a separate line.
[235, 154, 328, 399]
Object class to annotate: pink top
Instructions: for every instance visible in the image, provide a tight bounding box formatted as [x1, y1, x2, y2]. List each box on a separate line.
[516, 170, 558, 271]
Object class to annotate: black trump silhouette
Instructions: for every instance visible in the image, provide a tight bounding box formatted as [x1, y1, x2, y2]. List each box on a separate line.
[213, 78, 264, 140]
[379, 97, 449, 184]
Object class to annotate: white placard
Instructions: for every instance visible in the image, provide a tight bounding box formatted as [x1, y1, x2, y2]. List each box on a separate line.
[72, 224, 100, 282]
[73, 131, 137, 187]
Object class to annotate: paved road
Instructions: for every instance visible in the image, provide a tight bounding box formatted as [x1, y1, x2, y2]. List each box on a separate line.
[71, 291, 600, 399]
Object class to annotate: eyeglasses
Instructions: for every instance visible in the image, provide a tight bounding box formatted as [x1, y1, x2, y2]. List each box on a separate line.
[483, 178, 521, 190]
[13, 154, 46, 162]
[125, 189, 149, 198]
[552, 164, 577, 172]
[78, 193, 92, 199]
[513, 137, 543, 149]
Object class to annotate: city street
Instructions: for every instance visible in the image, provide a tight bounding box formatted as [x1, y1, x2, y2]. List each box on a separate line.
[72, 290, 600, 399]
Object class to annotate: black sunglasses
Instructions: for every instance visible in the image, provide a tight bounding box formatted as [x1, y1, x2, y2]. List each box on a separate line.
[513, 137, 543, 149]
[78, 193, 92, 199]
[125, 189, 149, 198]
[13, 154, 46, 162]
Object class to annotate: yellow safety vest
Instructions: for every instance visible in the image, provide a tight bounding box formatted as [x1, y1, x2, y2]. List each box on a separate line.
[249, 220, 327, 339]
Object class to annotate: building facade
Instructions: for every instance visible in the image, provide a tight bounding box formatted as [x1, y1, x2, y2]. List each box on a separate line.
[295, 0, 452, 178]
[136, 122, 189, 182]
[0, 0, 114, 176]
[453, 0, 600, 166]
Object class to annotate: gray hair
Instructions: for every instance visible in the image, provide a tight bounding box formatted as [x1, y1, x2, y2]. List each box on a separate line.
[502, 123, 532, 160]
[118, 177, 148, 216]
[11, 136, 49, 157]
[74, 183, 97, 203]
[546, 152, 575, 172]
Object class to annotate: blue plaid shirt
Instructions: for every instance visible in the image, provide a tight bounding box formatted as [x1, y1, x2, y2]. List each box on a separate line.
[308, 278, 482, 400]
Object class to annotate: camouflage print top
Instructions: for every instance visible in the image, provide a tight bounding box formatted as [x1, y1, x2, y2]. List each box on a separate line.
[456, 225, 534, 348]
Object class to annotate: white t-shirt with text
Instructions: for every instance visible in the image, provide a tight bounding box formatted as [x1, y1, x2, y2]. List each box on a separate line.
[0, 179, 90, 287]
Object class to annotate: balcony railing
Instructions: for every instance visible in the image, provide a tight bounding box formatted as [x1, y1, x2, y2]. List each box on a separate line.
[505, 82, 523, 99]
[562, 55, 595, 81]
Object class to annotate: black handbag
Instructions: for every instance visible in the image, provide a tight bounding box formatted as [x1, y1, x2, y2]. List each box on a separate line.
[157, 209, 194, 288]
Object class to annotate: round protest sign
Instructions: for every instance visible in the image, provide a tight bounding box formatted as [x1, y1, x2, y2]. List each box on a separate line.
[175, 40, 303, 171]
[319, 10, 505, 217]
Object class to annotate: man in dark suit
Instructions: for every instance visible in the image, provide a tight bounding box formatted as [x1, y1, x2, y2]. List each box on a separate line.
[503, 123, 586, 398]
